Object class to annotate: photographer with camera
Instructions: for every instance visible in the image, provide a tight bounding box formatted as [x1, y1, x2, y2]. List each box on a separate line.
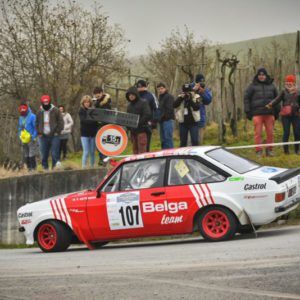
[92, 86, 112, 166]
[193, 73, 212, 145]
[174, 83, 201, 147]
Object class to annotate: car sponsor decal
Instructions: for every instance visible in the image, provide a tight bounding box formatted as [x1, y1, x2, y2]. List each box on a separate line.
[18, 212, 32, 218]
[189, 184, 215, 208]
[261, 167, 278, 173]
[244, 183, 267, 190]
[244, 195, 268, 199]
[50, 198, 73, 228]
[106, 191, 144, 230]
[228, 177, 244, 182]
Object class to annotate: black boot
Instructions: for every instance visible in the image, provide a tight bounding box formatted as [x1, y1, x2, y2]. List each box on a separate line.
[283, 145, 289, 155]
[25, 157, 31, 170]
[30, 156, 37, 170]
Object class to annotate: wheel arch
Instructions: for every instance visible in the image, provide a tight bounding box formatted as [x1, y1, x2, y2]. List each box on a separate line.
[33, 218, 74, 242]
[193, 203, 245, 232]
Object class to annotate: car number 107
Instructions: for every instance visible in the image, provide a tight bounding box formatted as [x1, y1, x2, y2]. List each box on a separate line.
[119, 205, 140, 226]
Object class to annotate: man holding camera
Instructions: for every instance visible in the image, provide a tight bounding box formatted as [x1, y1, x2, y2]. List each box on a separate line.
[174, 83, 201, 147]
[92, 86, 112, 165]
[193, 73, 212, 145]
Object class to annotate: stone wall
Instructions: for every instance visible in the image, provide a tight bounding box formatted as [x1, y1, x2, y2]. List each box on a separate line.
[0, 169, 106, 244]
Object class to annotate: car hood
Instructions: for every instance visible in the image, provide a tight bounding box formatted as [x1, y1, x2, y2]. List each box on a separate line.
[17, 190, 90, 215]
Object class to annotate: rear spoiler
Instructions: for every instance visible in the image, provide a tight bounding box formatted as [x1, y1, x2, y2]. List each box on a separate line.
[270, 167, 300, 184]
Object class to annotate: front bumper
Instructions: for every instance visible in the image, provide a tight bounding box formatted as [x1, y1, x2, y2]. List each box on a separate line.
[275, 197, 300, 213]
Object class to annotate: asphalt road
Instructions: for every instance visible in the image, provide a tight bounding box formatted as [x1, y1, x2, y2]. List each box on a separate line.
[1, 226, 300, 300]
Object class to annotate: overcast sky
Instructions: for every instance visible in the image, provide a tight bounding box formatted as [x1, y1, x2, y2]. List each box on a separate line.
[79, 0, 300, 56]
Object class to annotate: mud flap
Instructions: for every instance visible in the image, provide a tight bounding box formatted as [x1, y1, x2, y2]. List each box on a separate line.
[242, 208, 258, 238]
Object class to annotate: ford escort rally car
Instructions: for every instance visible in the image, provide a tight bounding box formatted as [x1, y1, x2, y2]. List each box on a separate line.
[17, 146, 300, 252]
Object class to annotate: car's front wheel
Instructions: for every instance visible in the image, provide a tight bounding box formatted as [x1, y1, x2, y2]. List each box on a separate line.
[198, 206, 237, 242]
[36, 220, 72, 252]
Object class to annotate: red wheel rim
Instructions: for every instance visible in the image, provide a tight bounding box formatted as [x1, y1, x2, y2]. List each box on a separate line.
[38, 224, 57, 250]
[202, 210, 230, 238]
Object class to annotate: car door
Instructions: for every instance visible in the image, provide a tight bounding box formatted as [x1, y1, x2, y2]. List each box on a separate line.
[87, 158, 172, 241]
[165, 157, 226, 234]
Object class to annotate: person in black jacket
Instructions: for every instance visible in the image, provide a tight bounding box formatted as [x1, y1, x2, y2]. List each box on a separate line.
[136, 79, 159, 151]
[244, 67, 278, 157]
[174, 83, 201, 147]
[92, 86, 112, 165]
[157, 82, 175, 149]
[126, 86, 151, 154]
[79, 95, 98, 168]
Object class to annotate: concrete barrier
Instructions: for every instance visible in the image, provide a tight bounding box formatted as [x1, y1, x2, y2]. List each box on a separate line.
[0, 168, 106, 244]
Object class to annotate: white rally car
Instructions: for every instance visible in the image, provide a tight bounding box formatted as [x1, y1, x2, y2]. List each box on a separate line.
[17, 146, 300, 252]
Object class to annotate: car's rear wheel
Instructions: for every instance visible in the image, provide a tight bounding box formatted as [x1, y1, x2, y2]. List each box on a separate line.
[37, 220, 71, 252]
[199, 206, 237, 242]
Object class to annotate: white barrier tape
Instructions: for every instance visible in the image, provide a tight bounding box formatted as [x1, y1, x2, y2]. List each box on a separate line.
[103, 141, 300, 162]
[227, 141, 300, 150]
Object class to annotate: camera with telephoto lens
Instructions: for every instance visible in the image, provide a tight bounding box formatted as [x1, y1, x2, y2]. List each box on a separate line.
[200, 82, 205, 88]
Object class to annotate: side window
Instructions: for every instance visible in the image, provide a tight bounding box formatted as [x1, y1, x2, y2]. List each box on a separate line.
[120, 159, 166, 190]
[101, 169, 121, 192]
[168, 158, 225, 185]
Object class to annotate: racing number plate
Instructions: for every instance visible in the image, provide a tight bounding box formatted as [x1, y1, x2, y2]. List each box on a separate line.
[106, 191, 144, 230]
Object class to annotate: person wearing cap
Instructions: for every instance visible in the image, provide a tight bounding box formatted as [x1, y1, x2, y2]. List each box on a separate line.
[174, 83, 201, 147]
[136, 79, 159, 151]
[193, 73, 212, 145]
[18, 102, 37, 171]
[126, 86, 152, 154]
[36, 95, 64, 170]
[92, 86, 112, 166]
[244, 67, 279, 157]
[266, 75, 300, 154]
[156, 82, 175, 149]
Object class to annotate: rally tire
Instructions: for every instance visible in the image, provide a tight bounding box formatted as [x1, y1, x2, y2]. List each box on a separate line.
[36, 220, 72, 252]
[198, 206, 237, 242]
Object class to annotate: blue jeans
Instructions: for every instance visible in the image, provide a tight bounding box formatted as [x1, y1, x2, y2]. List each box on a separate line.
[159, 120, 174, 149]
[282, 115, 300, 153]
[179, 123, 199, 147]
[81, 136, 96, 168]
[38, 135, 60, 169]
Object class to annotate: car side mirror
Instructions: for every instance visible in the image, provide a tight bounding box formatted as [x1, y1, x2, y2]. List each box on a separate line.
[96, 189, 101, 198]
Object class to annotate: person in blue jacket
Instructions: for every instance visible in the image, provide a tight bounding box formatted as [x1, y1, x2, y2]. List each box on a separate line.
[192, 74, 212, 144]
[18, 103, 37, 171]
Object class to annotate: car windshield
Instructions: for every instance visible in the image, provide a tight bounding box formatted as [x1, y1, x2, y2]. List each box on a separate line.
[206, 148, 260, 174]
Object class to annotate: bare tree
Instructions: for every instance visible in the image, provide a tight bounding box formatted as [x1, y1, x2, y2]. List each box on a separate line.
[141, 26, 213, 91]
[0, 0, 127, 110]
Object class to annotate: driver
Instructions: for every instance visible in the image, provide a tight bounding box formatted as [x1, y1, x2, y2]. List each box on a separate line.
[139, 162, 163, 188]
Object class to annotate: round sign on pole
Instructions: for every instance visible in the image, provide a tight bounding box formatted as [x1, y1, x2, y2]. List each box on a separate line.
[95, 124, 128, 156]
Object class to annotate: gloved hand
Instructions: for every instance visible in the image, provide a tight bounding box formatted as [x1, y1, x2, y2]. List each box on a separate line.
[246, 112, 252, 121]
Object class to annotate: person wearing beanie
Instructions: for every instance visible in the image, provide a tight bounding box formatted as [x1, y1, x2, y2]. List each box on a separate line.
[36, 95, 64, 170]
[18, 102, 37, 171]
[136, 79, 159, 151]
[192, 73, 212, 145]
[266, 74, 300, 154]
[156, 82, 175, 149]
[126, 86, 151, 154]
[244, 67, 279, 157]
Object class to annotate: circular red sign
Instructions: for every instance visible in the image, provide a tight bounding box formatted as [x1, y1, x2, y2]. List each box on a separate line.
[95, 124, 128, 156]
